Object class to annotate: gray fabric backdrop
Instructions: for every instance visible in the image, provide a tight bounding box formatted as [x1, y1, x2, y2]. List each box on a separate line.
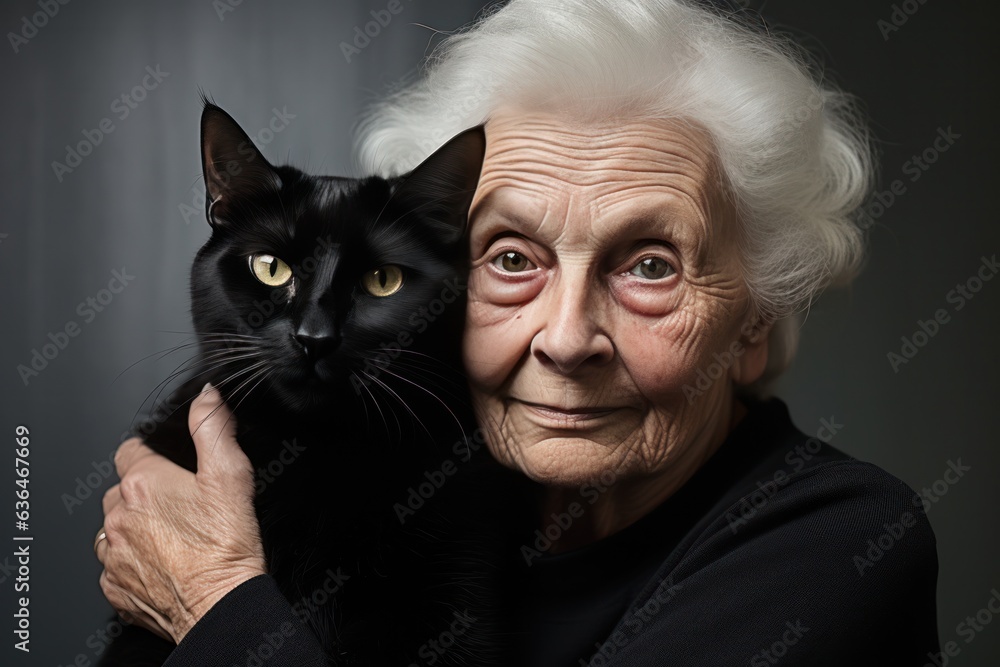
[1, 0, 996, 664]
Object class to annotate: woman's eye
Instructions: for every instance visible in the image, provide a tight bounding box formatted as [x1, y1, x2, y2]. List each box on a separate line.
[249, 254, 293, 286]
[362, 265, 404, 297]
[629, 257, 675, 280]
[492, 251, 535, 273]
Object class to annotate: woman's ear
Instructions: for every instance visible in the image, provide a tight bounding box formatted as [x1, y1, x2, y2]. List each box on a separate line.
[730, 316, 772, 386]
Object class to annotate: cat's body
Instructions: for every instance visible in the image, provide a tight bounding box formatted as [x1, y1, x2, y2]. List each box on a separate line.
[97, 103, 529, 666]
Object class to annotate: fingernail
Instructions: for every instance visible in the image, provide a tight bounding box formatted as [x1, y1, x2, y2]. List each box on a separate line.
[201, 382, 213, 394]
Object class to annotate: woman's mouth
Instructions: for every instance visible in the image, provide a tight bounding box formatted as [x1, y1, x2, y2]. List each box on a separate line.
[515, 400, 621, 426]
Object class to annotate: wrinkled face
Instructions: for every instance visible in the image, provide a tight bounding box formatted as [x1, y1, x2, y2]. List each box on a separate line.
[463, 109, 768, 487]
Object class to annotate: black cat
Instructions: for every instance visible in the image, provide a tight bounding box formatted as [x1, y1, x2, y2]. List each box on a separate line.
[98, 102, 526, 666]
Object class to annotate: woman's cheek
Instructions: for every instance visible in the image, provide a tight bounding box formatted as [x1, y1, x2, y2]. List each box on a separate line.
[616, 309, 708, 396]
[462, 266, 543, 389]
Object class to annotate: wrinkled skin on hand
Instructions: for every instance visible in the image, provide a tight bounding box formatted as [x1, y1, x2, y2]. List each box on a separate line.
[96, 384, 266, 643]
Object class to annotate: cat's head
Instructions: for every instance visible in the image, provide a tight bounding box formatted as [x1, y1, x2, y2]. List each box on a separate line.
[189, 102, 485, 417]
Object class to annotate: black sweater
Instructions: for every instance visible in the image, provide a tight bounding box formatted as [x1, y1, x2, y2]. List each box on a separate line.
[163, 398, 940, 666]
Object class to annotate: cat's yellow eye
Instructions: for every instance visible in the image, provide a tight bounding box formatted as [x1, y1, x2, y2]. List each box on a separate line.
[249, 254, 293, 286]
[362, 265, 404, 297]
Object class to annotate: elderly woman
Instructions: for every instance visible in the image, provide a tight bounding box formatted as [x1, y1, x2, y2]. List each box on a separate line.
[96, 0, 939, 664]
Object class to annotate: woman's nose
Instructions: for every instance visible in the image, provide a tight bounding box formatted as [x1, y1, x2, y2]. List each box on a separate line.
[529, 273, 614, 375]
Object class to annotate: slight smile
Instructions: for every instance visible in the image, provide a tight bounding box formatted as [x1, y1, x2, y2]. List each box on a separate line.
[515, 399, 623, 425]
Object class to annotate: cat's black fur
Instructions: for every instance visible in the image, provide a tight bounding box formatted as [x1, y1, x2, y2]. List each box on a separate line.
[97, 103, 528, 666]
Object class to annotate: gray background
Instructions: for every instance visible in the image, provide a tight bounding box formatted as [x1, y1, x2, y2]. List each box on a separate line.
[0, 0, 996, 664]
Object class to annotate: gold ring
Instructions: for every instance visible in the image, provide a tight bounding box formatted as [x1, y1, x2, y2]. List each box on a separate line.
[94, 527, 108, 555]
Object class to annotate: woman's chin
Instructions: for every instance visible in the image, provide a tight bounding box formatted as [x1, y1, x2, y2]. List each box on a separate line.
[496, 436, 628, 488]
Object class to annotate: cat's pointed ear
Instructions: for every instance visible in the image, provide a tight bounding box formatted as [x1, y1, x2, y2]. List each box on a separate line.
[391, 125, 486, 243]
[200, 103, 282, 227]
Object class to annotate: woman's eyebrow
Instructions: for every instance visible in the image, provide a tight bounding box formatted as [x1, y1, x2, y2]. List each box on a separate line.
[598, 201, 709, 261]
[471, 204, 544, 240]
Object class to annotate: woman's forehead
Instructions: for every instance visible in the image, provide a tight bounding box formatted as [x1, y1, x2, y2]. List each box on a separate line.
[480, 108, 717, 176]
[470, 109, 736, 255]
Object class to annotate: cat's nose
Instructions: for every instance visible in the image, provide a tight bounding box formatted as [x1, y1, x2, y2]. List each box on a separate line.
[293, 331, 339, 359]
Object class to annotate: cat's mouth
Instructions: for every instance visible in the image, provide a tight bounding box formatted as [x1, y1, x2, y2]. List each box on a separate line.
[264, 360, 345, 414]
[307, 357, 336, 383]
[280, 356, 340, 388]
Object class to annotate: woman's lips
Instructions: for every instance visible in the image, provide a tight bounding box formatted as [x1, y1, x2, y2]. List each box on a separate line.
[515, 400, 621, 425]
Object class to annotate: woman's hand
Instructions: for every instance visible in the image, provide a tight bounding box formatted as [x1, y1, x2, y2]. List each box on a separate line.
[96, 383, 267, 643]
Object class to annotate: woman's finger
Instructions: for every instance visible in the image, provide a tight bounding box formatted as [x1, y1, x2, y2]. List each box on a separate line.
[113, 437, 156, 479]
[102, 484, 121, 516]
[189, 383, 251, 483]
[100, 571, 173, 642]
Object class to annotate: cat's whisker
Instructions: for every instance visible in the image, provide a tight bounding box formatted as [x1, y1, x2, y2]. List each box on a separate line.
[361, 348, 465, 376]
[379, 358, 466, 396]
[138, 349, 262, 421]
[132, 360, 272, 435]
[188, 361, 272, 445]
[212, 360, 271, 391]
[358, 370, 396, 439]
[360, 348, 468, 394]
[132, 384, 207, 434]
[197, 339, 263, 349]
[350, 371, 373, 426]
[362, 369, 433, 441]
[157, 329, 262, 341]
[190, 349, 262, 367]
[374, 365, 468, 444]
[133, 350, 216, 427]
[227, 366, 274, 420]
[124, 338, 256, 410]
[114, 341, 206, 385]
[364, 348, 436, 361]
